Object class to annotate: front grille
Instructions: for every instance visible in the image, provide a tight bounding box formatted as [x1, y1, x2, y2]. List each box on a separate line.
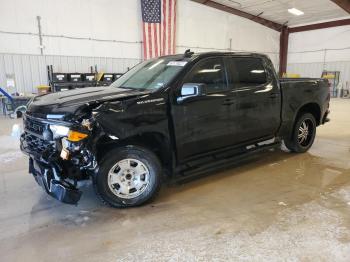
[24, 116, 47, 136]
[22, 115, 55, 156]
[23, 132, 54, 155]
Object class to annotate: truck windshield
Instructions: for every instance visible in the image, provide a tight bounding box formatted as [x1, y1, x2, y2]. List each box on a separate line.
[110, 58, 187, 90]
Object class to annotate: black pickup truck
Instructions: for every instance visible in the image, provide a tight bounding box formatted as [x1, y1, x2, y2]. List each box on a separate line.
[20, 51, 330, 207]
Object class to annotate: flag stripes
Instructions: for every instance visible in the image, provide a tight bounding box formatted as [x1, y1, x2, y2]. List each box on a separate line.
[141, 0, 176, 60]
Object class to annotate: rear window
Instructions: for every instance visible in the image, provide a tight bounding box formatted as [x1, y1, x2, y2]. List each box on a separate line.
[228, 57, 267, 88]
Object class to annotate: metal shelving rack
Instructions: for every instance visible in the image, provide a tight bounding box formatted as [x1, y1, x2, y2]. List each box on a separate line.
[47, 65, 123, 92]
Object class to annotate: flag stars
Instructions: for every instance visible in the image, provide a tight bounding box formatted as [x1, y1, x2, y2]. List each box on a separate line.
[142, 0, 161, 23]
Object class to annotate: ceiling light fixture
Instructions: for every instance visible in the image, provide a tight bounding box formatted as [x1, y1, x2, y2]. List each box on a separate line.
[288, 8, 304, 16]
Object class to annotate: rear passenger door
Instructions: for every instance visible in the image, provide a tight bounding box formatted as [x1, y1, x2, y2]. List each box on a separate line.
[226, 56, 281, 144]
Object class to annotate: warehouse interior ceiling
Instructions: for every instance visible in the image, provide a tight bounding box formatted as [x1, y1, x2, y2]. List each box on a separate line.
[211, 0, 350, 26]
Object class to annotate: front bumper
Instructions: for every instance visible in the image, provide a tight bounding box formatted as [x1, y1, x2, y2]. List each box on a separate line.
[29, 157, 82, 205]
[21, 133, 82, 205]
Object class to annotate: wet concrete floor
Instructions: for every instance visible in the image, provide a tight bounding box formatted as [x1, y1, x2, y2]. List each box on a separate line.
[0, 98, 350, 261]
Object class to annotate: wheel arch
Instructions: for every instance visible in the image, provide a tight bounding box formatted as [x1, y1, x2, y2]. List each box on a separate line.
[295, 102, 321, 126]
[95, 132, 173, 173]
[282, 102, 321, 142]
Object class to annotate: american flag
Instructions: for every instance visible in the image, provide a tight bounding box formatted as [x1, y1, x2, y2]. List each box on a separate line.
[141, 0, 177, 60]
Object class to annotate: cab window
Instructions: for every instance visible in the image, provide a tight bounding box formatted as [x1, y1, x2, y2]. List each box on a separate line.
[184, 57, 227, 93]
[228, 57, 267, 89]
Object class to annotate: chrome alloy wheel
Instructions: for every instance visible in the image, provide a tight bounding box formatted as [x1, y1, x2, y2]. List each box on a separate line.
[107, 158, 150, 199]
[298, 119, 313, 147]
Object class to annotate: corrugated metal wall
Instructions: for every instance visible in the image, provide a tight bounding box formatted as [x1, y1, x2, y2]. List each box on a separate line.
[287, 61, 350, 87]
[0, 52, 280, 95]
[0, 53, 141, 94]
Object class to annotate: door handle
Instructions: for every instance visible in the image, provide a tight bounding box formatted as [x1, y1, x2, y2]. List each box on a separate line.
[269, 93, 279, 99]
[222, 99, 235, 106]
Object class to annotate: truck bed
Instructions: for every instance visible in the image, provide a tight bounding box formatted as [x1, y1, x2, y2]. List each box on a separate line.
[278, 77, 329, 137]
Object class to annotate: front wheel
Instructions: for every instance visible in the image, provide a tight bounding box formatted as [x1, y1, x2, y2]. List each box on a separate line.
[94, 146, 162, 208]
[284, 113, 317, 153]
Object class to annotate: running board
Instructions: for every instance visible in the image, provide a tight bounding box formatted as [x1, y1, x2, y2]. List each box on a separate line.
[172, 141, 281, 184]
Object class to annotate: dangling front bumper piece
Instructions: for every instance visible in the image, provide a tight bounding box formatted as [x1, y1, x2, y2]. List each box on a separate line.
[29, 158, 82, 205]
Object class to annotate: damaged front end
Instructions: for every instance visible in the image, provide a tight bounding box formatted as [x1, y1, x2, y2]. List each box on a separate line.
[20, 114, 98, 205]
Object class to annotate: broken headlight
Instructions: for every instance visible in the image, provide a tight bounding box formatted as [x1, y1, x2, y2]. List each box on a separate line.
[50, 125, 70, 139]
[67, 130, 88, 142]
[60, 130, 88, 160]
[50, 125, 89, 142]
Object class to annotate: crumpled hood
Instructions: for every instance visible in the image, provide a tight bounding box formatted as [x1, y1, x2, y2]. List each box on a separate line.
[26, 86, 150, 118]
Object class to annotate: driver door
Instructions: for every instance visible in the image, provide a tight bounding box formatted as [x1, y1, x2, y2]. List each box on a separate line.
[171, 57, 235, 162]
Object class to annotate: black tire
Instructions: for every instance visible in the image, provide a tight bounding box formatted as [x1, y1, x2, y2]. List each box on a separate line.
[284, 113, 317, 153]
[94, 145, 162, 208]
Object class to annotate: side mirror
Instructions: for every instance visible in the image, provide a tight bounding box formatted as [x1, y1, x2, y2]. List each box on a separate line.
[178, 83, 205, 103]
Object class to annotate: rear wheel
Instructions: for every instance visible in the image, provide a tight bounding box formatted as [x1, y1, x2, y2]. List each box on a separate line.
[284, 113, 317, 153]
[94, 146, 162, 208]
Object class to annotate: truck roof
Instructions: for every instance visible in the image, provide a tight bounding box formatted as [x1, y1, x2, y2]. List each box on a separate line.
[158, 51, 269, 62]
